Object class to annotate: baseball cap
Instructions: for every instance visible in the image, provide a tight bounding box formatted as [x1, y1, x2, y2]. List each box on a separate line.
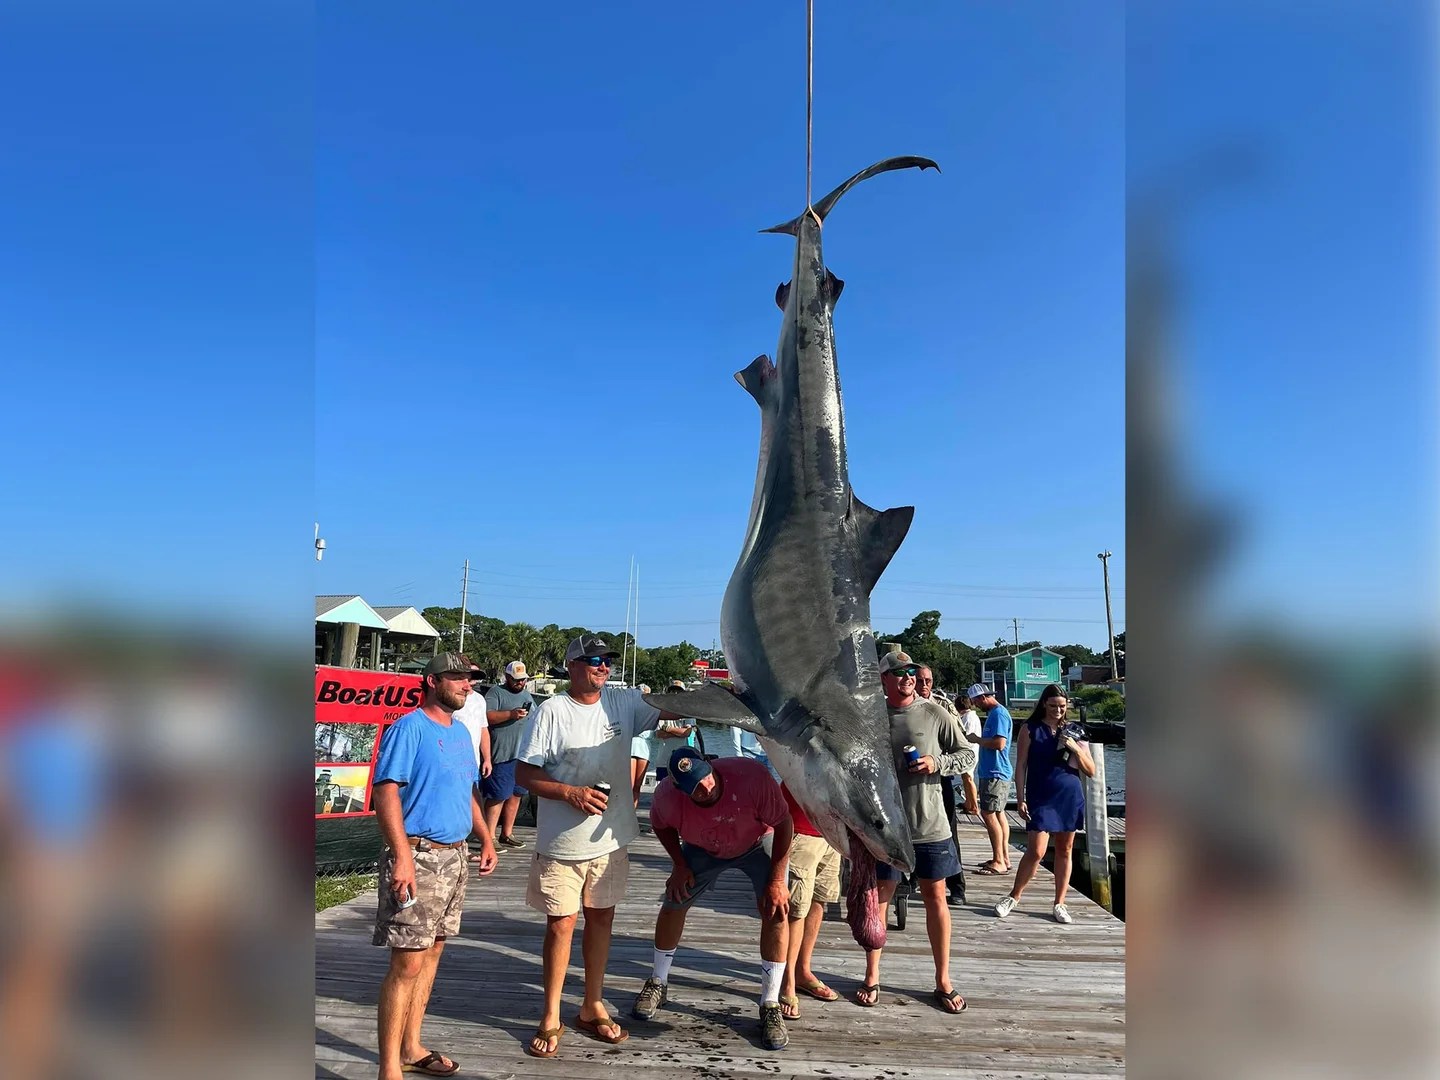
[564, 633, 622, 663]
[668, 747, 714, 795]
[878, 650, 918, 675]
[504, 660, 528, 679]
[423, 652, 472, 678]
[966, 683, 994, 700]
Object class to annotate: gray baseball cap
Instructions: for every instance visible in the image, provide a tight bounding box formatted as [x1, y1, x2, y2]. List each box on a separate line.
[423, 652, 473, 678]
[564, 634, 622, 663]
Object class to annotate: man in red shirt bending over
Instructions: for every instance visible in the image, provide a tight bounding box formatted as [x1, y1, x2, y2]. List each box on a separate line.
[630, 746, 794, 1050]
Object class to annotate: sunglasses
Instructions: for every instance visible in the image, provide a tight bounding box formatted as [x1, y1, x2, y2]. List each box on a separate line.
[885, 667, 917, 678]
[578, 656, 613, 667]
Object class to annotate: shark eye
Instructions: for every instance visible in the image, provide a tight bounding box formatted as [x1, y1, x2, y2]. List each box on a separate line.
[872, 817, 885, 831]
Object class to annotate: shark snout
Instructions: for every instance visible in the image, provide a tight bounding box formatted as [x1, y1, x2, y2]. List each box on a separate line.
[819, 742, 915, 875]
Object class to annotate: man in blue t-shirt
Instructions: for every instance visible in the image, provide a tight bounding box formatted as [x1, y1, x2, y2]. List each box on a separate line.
[966, 683, 1014, 876]
[371, 652, 498, 1080]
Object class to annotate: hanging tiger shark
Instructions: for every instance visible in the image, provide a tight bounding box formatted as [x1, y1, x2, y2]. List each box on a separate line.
[644, 156, 938, 949]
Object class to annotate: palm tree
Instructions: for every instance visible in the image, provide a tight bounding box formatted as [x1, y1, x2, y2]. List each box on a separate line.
[509, 622, 543, 675]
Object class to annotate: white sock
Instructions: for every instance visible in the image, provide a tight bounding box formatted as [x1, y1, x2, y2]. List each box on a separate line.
[652, 947, 677, 983]
[759, 959, 786, 1006]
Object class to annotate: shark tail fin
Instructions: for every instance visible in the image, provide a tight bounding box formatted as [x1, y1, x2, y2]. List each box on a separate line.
[850, 494, 914, 594]
[760, 156, 940, 236]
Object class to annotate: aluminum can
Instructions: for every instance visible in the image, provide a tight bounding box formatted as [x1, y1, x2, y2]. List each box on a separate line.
[903, 744, 920, 768]
[594, 781, 612, 796]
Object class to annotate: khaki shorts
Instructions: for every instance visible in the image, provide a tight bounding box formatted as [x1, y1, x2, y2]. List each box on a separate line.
[786, 834, 841, 919]
[526, 848, 630, 916]
[373, 843, 468, 949]
[979, 777, 1012, 814]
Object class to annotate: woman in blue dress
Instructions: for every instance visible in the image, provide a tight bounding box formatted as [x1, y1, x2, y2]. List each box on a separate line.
[993, 684, 1095, 924]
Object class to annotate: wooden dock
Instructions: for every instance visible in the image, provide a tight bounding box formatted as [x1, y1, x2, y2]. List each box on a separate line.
[316, 804, 1125, 1079]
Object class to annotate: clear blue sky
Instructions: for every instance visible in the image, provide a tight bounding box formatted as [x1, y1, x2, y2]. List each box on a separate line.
[315, 2, 1126, 652]
[1130, 2, 1436, 639]
[16, 5, 1430, 652]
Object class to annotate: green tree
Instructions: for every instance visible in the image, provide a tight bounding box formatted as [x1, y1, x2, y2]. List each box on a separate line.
[1073, 685, 1126, 721]
[636, 641, 701, 690]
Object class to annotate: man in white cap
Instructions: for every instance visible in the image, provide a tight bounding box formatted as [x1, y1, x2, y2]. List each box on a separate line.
[966, 683, 1014, 875]
[472, 660, 535, 850]
[514, 634, 689, 1058]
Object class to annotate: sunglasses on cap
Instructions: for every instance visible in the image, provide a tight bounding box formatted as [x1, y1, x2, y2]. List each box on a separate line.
[578, 655, 613, 667]
[884, 666, 918, 678]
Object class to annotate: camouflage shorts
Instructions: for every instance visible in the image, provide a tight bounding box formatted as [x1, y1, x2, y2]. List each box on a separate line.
[372, 843, 468, 949]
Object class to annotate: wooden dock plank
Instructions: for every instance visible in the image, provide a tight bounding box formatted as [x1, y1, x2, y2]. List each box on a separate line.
[316, 806, 1125, 1078]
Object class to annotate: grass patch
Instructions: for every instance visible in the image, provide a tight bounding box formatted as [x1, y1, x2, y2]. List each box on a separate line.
[316, 872, 377, 912]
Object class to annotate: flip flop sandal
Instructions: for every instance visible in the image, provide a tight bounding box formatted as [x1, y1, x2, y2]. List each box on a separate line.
[853, 983, 880, 1008]
[933, 988, 968, 1014]
[525, 1024, 564, 1058]
[575, 1016, 629, 1044]
[975, 865, 1003, 875]
[401, 1051, 460, 1076]
[779, 993, 801, 1019]
[797, 979, 840, 1001]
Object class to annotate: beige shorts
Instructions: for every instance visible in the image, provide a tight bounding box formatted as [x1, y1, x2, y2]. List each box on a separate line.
[373, 843, 468, 949]
[526, 848, 630, 916]
[786, 833, 841, 919]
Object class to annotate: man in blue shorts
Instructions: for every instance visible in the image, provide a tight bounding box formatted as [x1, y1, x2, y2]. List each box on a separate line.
[967, 682, 1014, 875]
[477, 660, 534, 849]
[371, 652, 498, 1080]
[855, 651, 971, 1014]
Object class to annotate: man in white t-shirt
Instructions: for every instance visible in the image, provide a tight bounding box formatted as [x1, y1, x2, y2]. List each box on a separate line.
[514, 634, 688, 1058]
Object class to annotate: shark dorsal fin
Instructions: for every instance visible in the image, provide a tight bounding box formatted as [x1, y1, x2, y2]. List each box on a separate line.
[775, 281, 790, 310]
[827, 271, 845, 305]
[642, 683, 765, 735]
[734, 354, 776, 407]
[850, 494, 914, 594]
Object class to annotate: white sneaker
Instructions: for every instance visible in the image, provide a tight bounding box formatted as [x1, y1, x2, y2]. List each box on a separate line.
[994, 895, 1016, 918]
[1053, 903, 1072, 924]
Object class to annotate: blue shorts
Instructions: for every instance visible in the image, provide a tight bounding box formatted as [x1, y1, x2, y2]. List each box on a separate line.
[662, 841, 772, 910]
[875, 838, 962, 883]
[480, 759, 526, 802]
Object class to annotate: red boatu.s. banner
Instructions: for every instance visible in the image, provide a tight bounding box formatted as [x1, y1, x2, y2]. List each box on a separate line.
[314, 666, 424, 818]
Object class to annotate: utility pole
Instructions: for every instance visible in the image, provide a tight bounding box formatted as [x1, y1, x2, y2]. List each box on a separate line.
[1012, 617, 1022, 654]
[459, 559, 472, 653]
[1098, 551, 1117, 681]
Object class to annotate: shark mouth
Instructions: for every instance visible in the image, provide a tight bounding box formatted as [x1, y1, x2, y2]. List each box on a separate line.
[845, 830, 887, 951]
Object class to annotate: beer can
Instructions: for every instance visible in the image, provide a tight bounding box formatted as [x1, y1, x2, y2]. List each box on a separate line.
[903, 744, 920, 768]
[594, 781, 612, 796]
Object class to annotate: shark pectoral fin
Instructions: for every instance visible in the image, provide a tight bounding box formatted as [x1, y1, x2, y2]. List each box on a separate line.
[642, 683, 766, 735]
[775, 281, 791, 310]
[826, 271, 845, 305]
[735, 354, 776, 407]
[851, 494, 915, 594]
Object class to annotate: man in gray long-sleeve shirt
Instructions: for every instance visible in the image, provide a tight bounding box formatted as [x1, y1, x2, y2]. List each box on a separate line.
[853, 651, 970, 1014]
